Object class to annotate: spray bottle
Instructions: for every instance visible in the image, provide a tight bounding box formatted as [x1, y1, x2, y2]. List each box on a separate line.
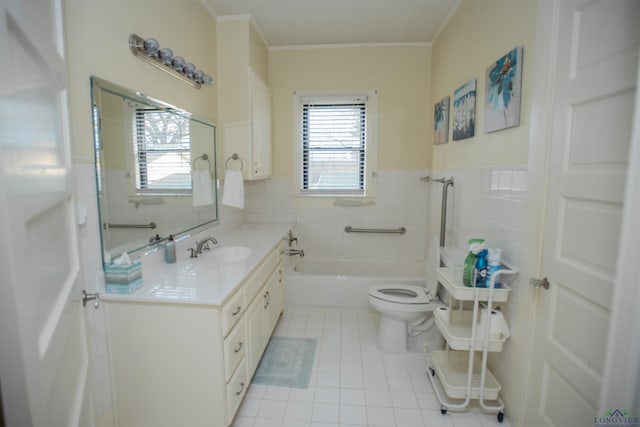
[463, 238, 485, 287]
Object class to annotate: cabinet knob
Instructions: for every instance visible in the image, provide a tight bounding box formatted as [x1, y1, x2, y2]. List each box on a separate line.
[232, 305, 242, 316]
[234, 342, 244, 353]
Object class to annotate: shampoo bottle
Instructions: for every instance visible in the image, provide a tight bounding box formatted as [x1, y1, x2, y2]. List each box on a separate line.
[165, 235, 176, 264]
[487, 248, 502, 288]
[463, 238, 485, 287]
[474, 248, 488, 287]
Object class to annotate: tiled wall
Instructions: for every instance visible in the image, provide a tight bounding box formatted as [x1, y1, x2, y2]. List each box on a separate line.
[430, 167, 527, 266]
[243, 170, 432, 262]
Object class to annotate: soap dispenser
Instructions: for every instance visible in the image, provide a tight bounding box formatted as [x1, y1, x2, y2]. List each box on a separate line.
[165, 235, 176, 264]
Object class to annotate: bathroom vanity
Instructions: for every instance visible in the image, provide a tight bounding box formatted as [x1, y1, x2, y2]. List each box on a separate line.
[102, 222, 292, 427]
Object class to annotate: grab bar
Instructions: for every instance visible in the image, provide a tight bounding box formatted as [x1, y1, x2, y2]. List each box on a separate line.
[344, 225, 406, 235]
[106, 222, 157, 230]
[420, 176, 454, 247]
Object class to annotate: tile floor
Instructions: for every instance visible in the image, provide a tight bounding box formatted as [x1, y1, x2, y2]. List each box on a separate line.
[232, 306, 512, 427]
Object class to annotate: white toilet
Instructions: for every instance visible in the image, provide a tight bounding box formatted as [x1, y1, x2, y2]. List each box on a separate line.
[368, 241, 465, 353]
[368, 281, 441, 353]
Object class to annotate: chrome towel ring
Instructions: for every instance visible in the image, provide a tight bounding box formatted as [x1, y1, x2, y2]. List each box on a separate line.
[192, 153, 212, 171]
[225, 153, 244, 171]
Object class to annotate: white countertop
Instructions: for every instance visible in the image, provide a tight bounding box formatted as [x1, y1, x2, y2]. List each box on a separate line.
[102, 221, 295, 307]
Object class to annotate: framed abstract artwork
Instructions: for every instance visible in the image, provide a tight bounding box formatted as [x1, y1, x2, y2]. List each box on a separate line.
[434, 96, 450, 145]
[484, 46, 524, 133]
[453, 79, 476, 141]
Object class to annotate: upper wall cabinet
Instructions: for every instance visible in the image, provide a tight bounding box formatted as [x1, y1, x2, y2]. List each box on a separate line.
[223, 69, 272, 180]
[218, 19, 272, 180]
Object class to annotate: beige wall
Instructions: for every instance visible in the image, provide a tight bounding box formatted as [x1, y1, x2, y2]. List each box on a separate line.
[269, 45, 431, 177]
[431, 0, 537, 169]
[249, 23, 269, 82]
[65, 0, 218, 163]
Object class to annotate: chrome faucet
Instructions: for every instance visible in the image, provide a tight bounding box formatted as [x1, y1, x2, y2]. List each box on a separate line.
[191, 237, 218, 257]
[287, 230, 298, 247]
[283, 249, 305, 257]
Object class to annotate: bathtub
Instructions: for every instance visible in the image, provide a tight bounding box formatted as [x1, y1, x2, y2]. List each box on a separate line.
[285, 258, 426, 308]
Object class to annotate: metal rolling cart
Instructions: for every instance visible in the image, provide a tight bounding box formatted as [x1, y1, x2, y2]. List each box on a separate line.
[428, 266, 517, 423]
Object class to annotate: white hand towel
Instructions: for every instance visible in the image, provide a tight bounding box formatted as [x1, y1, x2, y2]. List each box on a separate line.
[192, 170, 214, 207]
[222, 169, 244, 209]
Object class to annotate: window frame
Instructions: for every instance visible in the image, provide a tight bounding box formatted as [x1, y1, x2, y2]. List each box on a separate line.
[293, 90, 378, 198]
[132, 107, 193, 195]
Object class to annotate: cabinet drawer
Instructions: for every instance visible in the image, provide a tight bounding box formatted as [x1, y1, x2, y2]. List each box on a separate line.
[224, 321, 246, 382]
[244, 247, 280, 304]
[226, 358, 248, 425]
[222, 290, 245, 337]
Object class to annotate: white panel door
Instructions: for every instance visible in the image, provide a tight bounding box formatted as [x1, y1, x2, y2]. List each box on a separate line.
[525, 1, 640, 426]
[0, 0, 93, 426]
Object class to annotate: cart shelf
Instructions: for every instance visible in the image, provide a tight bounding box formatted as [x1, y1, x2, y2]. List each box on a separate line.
[434, 307, 507, 352]
[437, 267, 511, 302]
[430, 350, 501, 400]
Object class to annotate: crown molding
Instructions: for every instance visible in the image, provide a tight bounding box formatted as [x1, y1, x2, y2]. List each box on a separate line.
[270, 41, 431, 52]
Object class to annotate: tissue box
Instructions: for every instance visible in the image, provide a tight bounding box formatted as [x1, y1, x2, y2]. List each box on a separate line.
[105, 260, 143, 294]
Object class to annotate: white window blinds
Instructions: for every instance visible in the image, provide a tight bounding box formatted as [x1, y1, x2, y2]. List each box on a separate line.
[133, 109, 192, 193]
[301, 98, 367, 195]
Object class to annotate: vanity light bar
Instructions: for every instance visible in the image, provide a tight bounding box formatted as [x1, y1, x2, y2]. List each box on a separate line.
[128, 34, 214, 89]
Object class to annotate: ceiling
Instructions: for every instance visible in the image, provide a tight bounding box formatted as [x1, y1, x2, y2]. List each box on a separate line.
[202, 0, 461, 47]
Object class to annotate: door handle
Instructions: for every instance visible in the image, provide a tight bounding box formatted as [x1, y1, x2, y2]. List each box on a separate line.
[82, 290, 100, 309]
[236, 382, 245, 396]
[530, 277, 550, 290]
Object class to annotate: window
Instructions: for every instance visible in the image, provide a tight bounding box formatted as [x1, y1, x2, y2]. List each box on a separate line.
[296, 92, 376, 197]
[133, 109, 192, 193]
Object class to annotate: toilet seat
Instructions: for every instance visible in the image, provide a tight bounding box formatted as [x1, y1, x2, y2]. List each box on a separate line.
[368, 284, 433, 304]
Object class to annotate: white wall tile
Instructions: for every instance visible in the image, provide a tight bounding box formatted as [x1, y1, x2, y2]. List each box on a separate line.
[245, 169, 430, 262]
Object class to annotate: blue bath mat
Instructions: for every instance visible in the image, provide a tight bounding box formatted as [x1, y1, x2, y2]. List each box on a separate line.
[252, 337, 317, 388]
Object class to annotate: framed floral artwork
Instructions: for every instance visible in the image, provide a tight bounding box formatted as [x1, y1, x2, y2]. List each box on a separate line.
[453, 79, 476, 141]
[484, 46, 523, 133]
[434, 96, 450, 145]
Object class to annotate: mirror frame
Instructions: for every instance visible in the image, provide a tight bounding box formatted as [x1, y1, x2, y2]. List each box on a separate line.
[90, 76, 219, 264]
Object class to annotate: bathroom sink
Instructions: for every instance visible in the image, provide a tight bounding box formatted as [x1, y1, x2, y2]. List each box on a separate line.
[207, 246, 253, 263]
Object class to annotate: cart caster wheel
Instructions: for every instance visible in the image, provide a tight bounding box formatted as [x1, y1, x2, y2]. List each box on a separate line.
[497, 411, 504, 423]
[428, 367, 435, 377]
[440, 405, 448, 415]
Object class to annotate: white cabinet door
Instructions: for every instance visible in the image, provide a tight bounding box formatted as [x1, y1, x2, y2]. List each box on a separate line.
[250, 69, 272, 179]
[264, 263, 284, 335]
[222, 68, 272, 181]
[246, 290, 268, 375]
[0, 0, 93, 425]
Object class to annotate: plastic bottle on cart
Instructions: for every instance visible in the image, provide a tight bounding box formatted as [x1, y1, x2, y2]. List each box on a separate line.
[463, 238, 485, 287]
[474, 248, 489, 287]
[487, 248, 502, 288]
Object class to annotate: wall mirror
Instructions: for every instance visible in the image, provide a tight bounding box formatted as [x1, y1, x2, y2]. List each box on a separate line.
[91, 77, 218, 263]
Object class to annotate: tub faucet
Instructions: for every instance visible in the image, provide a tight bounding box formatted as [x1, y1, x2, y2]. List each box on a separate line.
[283, 249, 305, 257]
[192, 237, 218, 257]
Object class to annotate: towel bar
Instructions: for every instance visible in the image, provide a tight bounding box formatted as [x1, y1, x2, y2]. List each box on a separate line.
[344, 226, 406, 234]
[107, 222, 157, 230]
